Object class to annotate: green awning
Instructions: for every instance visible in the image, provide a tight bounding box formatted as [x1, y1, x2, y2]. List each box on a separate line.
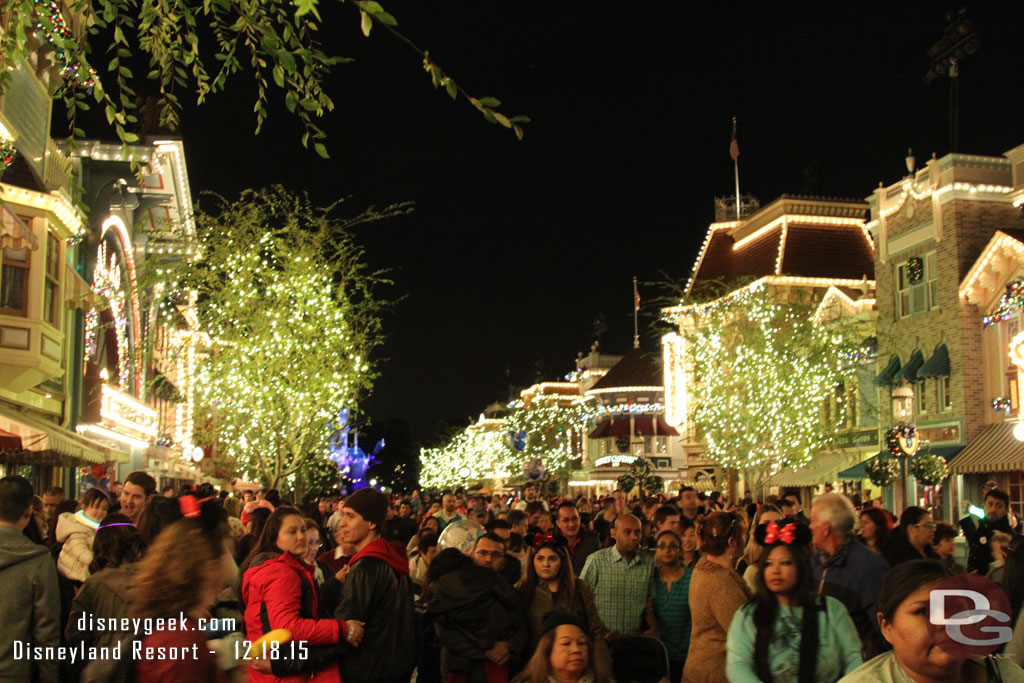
[874, 355, 902, 387]
[837, 444, 964, 480]
[899, 350, 925, 383]
[918, 344, 950, 378]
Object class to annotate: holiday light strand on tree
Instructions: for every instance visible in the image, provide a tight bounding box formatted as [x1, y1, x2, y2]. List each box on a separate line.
[419, 430, 507, 489]
[147, 188, 390, 488]
[499, 397, 588, 479]
[992, 397, 1012, 413]
[680, 283, 868, 493]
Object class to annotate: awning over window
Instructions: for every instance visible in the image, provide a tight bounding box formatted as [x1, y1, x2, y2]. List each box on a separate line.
[838, 445, 964, 480]
[0, 205, 38, 251]
[948, 423, 1024, 474]
[588, 416, 679, 439]
[770, 451, 869, 487]
[0, 405, 128, 466]
[917, 344, 950, 378]
[0, 428, 23, 452]
[899, 350, 926, 383]
[874, 355, 901, 386]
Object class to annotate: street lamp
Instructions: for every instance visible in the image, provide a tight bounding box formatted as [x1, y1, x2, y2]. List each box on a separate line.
[890, 379, 919, 509]
[891, 381, 915, 423]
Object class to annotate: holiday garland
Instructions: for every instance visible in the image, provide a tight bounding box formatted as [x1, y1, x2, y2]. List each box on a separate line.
[617, 474, 636, 493]
[993, 396, 1012, 413]
[909, 454, 948, 486]
[630, 456, 652, 481]
[907, 256, 924, 284]
[984, 279, 1024, 327]
[865, 456, 900, 487]
[643, 475, 664, 494]
[0, 140, 16, 173]
[885, 423, 917, 457]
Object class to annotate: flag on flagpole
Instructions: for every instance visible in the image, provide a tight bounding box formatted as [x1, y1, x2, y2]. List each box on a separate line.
[730, 117, 740, 160]
[634, 278, 641, 311]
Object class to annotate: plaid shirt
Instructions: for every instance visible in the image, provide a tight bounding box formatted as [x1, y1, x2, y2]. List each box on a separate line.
[579, 545, 656, 635]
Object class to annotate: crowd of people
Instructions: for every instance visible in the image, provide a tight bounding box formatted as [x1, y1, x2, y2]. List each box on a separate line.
[3, 474, 1024, 682]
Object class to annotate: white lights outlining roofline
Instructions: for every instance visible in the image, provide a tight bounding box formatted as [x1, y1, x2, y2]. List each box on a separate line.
[0, 182, 83, 234]
[663, 275, 878, 321]
[959, 231, 1024, 300]
[732, 215, 866, 251]
[77, 423, 152, 449]
[585, 385, 663, 396]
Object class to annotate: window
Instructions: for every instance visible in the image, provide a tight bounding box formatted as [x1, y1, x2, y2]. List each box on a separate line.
[0, 247, 29, 315]
[916, 380, 928, 415]
[897, 252, 937, 318]
[44, 232, 60, 327]
[1010, 372, 1020, 414]
[939, 376, 952, 411]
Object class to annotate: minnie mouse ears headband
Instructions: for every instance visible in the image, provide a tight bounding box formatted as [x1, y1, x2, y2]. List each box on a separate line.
[754, 520, 812, 547]
[526, 530, 568, 550]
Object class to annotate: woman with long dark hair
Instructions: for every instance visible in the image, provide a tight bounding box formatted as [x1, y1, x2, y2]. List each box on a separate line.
[652, 528, 695, 683]
[857, 507, 892, 555]
[519, 533, 611, 681]
[882, 506, 937, 567]
[241, 507, 361, 683]
[726, 521, 862, 682]
[840, 559, 1024, 681]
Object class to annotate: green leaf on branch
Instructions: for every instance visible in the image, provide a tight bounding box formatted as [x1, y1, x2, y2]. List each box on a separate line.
[314, 142, 329, 158]
[360, 10, 372, 37]
[477, 96, 501, 108]
[272, 65, 285, 87]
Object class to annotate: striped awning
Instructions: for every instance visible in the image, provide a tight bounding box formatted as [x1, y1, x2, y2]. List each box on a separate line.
[771, 450, 868, 487]
[948, 422, 1024, 474]
[0, 404, 127, 465]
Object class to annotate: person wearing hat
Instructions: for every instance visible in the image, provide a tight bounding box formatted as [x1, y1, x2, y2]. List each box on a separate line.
[726, 520, 862, 683]
[513, 610, 595, 683]
[333, 487, 417, 683]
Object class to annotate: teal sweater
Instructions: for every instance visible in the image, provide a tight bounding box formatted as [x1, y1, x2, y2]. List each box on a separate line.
[726, 595, 862, 683]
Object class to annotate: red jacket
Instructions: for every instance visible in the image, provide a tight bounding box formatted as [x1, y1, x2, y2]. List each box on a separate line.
[242, 551, 343, 683]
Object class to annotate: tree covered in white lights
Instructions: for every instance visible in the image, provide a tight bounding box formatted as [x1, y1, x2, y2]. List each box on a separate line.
[679, 285, 869, 494]
[500, 398, 586, 480]
[419, 430, 506, 490]
[154, 187, 405, 488]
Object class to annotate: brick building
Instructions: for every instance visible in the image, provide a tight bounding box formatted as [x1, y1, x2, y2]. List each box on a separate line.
[865, 146, 1024, 518]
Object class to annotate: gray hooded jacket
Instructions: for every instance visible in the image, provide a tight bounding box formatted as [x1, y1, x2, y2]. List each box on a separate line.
[0, 525, 61, 682]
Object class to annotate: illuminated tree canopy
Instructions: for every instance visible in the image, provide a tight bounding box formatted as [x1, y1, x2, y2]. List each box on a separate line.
[150, 186, 404, 488]
[500, 398, 586, 479]
[419, 429, 506, 490]
[680, 284, 868, 493]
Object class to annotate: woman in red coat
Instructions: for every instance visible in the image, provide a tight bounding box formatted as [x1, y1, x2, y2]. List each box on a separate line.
[242, 508, 363, 683]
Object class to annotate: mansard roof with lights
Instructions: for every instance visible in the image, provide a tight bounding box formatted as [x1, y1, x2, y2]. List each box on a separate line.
[685, 195, 875, 299]
[586, 348, 663, 395]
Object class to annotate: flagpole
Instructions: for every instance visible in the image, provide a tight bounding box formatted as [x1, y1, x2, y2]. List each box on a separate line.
[633, 276, 640, 349]
[732, 117, 741, 220]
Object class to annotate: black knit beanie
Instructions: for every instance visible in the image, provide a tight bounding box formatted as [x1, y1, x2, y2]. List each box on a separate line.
[345, 488, 389, 529]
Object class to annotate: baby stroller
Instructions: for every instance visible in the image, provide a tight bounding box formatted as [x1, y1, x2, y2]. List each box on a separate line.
[609, 635, 670, 683]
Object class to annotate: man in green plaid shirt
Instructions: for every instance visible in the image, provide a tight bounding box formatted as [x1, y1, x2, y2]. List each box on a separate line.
[579, 513, 658, 637]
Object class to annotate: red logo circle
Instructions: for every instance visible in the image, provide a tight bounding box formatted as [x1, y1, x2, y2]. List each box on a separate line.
[926, 573, 1012, 659]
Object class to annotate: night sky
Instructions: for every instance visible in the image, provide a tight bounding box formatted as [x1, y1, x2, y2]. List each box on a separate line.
[170, 2, 1024, 442]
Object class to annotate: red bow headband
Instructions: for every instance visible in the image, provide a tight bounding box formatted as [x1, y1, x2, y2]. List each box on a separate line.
[754, 520, 811, 547]
[764, 521, 796, 544]
[528, 531, 566, 549]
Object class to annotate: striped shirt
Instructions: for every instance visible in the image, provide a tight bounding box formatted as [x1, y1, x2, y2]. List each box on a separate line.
[579, 545, 656, 635]
[653, 566, 694, 661]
